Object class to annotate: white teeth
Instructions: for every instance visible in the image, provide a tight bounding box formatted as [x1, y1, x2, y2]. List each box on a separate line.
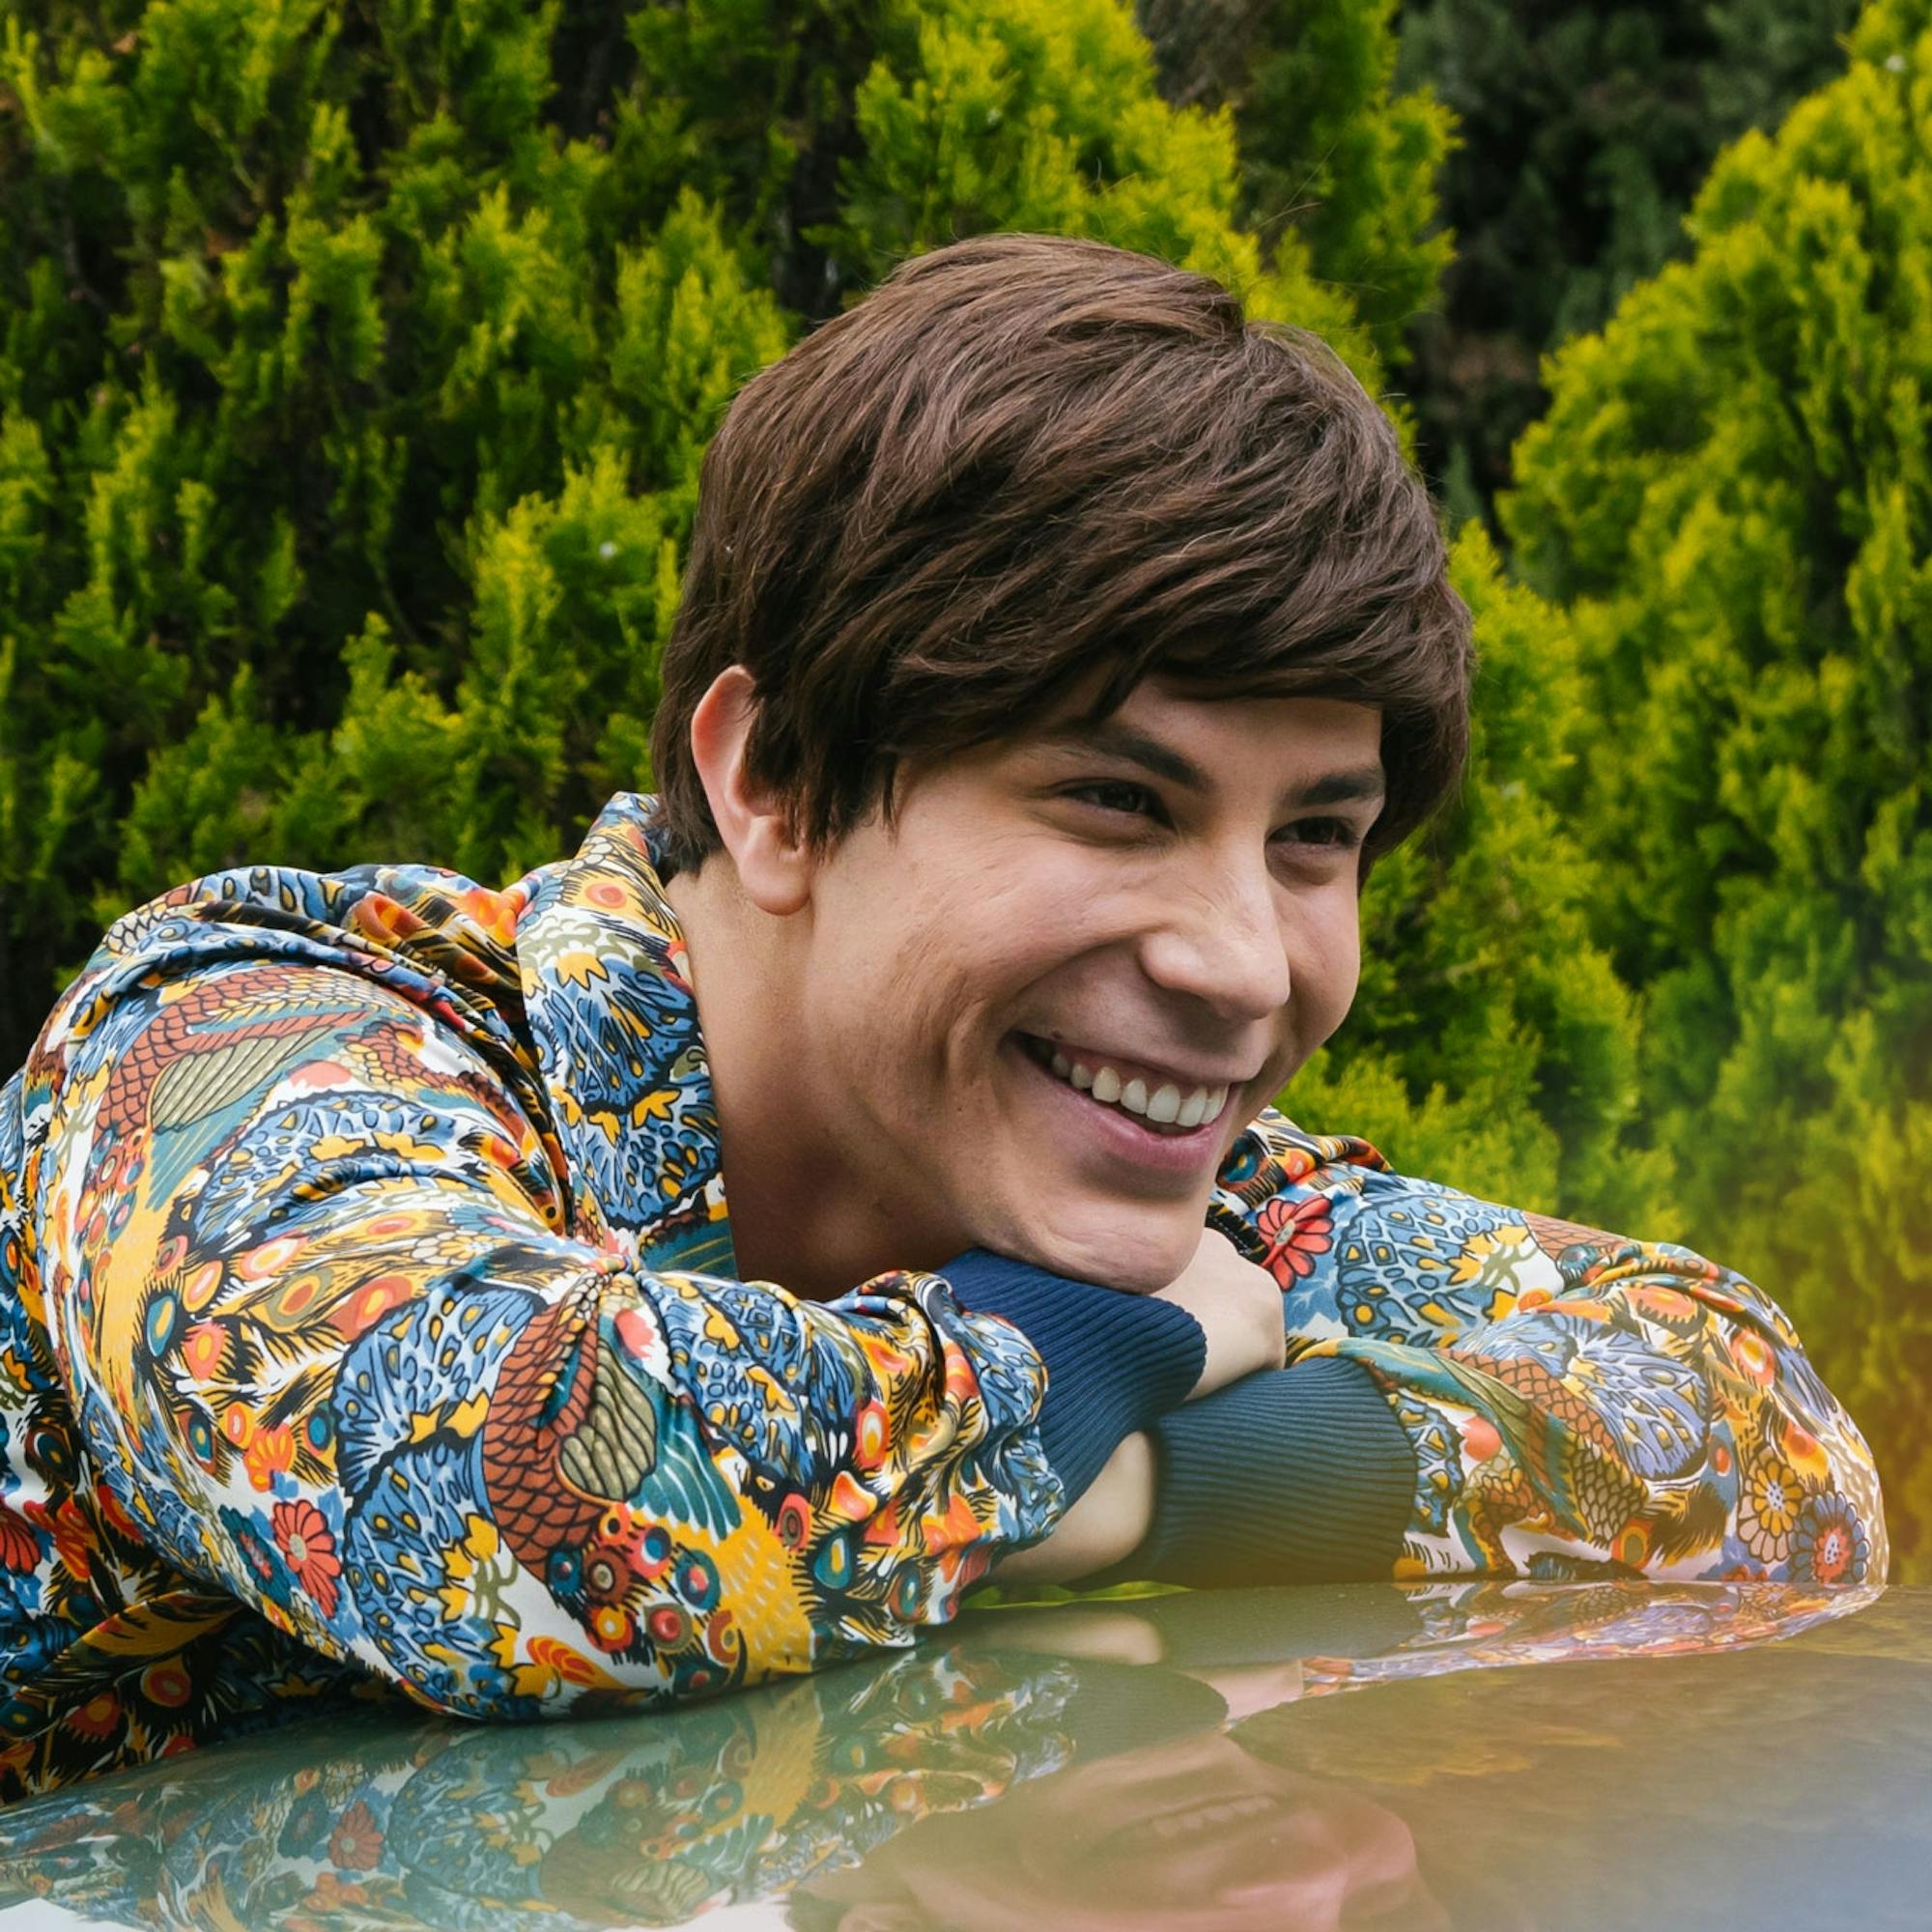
[1025, 1037, 1230, 1132]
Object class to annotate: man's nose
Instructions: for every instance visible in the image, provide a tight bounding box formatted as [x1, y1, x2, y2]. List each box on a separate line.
[1137, 852, 1293, 1021]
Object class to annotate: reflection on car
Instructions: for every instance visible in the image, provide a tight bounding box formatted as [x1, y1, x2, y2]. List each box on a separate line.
[0, 1577, 1923, 1931]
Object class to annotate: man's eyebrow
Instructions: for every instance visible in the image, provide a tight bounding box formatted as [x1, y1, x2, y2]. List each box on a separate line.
[1293, 765, 1388, 809]
[1037, 721, 1208, 788]
[1037, 720, 1387, 809]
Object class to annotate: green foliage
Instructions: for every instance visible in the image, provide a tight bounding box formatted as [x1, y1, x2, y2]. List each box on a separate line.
[1136, 0, 1455, 372]
[1284, 526, 1671, 1234]
[1231, 0, 1455, 371]
[1395, 0, 1859, 522]
[613, 0, 883, 320]
[0, 0, 1426, 1060]
[618, 0, 1383, 366]
[0, 0, 799, 1037]
[1504, 0, 1932, 1573]
[830, 0, 1374, 368]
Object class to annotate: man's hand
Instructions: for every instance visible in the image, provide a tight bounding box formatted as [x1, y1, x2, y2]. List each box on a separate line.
[1154, 1223, 1285, 1401]
[992, 1230, 1284, 1587]
[993, 1430, 1156, 1585]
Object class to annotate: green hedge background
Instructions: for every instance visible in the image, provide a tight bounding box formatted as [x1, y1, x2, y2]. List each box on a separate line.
[3, 0, 1927, 1575]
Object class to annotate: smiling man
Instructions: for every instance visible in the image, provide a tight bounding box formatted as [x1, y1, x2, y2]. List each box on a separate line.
[0, 234, 1885, 1796]
[676, 676, 1384, 1302]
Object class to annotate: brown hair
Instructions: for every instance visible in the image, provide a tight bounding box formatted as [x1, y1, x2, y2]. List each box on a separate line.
[648, 232, 1471, 875]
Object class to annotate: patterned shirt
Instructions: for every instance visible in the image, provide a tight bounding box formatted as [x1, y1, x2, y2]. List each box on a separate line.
[0, 792, 1886, 1797]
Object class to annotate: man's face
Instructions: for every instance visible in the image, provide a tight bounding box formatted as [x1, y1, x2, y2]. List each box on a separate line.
[809, 1726, 1444, 1932]
[788, 676, 1382, 1291]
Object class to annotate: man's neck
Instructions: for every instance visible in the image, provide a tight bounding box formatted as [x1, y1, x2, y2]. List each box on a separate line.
[665, 863, 959, 1301]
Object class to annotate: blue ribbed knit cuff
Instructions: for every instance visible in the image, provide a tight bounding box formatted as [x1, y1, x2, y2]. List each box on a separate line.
[1108, 1357, 1416, 1587]
[941, 1248, 1206, 1505]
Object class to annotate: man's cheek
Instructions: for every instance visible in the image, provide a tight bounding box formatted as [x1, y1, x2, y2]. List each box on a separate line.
[1301, 923, 1363, 1053]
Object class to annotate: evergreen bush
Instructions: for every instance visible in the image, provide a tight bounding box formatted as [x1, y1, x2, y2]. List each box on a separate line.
[7, 0, 1619, 1171]
[1507, 0, 1932, 1573]
[1136, 0, 1456, 374]
[1, 0, 1388, 1055]
[1394, 0, 1858, 519]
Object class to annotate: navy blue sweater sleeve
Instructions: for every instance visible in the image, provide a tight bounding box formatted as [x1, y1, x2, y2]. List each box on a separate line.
[941, 1249, 1205, 1506]
[1095, 1358, 1416, 1587]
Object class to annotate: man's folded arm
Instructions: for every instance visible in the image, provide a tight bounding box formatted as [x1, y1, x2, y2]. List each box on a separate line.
[1105, 1113, 1888, 1589]
[29, 960, 1202, 1717]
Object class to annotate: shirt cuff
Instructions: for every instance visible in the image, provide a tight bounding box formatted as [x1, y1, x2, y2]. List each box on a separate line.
[940, 1248, 1206, 1505]
[1102, 1357, 1416, 1587]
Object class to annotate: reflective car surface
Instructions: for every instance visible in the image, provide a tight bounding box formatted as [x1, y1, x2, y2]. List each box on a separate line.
[1, 1579, 1926, 1930]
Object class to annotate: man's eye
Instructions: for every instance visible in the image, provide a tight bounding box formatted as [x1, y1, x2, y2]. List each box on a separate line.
[1065, 781, 1164, 819]
[1283, 816, 1362, 851]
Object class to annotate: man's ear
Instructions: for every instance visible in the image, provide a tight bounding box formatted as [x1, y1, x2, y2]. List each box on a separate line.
[685, 665, 816, 917]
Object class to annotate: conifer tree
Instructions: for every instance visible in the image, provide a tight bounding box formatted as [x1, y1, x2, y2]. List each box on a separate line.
[0, 0, 1395, 1058]
[1135, 0, 1455, 375]
[0, 0, 792, 1046]
[1394, 0, 1857, 519]
[826, 0, 1372, 366]
[1505, 0, 1932, 1572]
[2, 0, 1650, 1317]
[1228, 0, 1454, 372]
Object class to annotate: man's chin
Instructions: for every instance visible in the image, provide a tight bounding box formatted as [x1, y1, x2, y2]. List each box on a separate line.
[991, 1203, 1200, 1294]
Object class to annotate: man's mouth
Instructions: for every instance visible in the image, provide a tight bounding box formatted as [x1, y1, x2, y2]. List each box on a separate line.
[1014, 1033, 1233, 1138]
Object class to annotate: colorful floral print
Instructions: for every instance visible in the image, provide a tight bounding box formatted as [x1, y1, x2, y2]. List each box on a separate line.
[1789, 1492, 1872, 1586]
[1740, 1453, 1804, 1562]
[0, 791, 1887, 1800]
[270, 1501, 342, 1616]
[1211, 1132, 1886, 1585]
[1254, 1193, 1334, 1284]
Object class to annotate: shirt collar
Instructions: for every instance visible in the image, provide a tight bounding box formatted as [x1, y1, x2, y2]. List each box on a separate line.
[515, 792, 737, 1276]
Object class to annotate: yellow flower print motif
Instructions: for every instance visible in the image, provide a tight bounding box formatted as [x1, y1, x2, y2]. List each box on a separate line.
[551, 945, 612, 991]
[1739, 1454, 1804, 1561]
[1445, 1221, 1543, 1313]
[439, 1514, 514, 1625]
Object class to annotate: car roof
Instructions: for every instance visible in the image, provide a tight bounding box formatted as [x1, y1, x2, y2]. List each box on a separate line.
[1, 1578, 1926, 1930]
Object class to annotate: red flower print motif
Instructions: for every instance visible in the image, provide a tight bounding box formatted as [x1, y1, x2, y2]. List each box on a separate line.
[0, 1504, 40, 1573]
[65, 1691, 122, 1743]
[271, 1499, 342, 1617]
[38, 1495, 97, 1579]
[1255, 1195, 1334, 1287]
[328, 1799, 384, 1871]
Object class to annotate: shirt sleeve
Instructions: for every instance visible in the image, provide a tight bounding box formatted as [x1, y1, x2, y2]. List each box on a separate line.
[937, 1247, 1206, 1505]
[23, 956, 1197, 1718]
[1169, 1109, 1889, 1587]
[1095, 1358, 1417, 1588]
